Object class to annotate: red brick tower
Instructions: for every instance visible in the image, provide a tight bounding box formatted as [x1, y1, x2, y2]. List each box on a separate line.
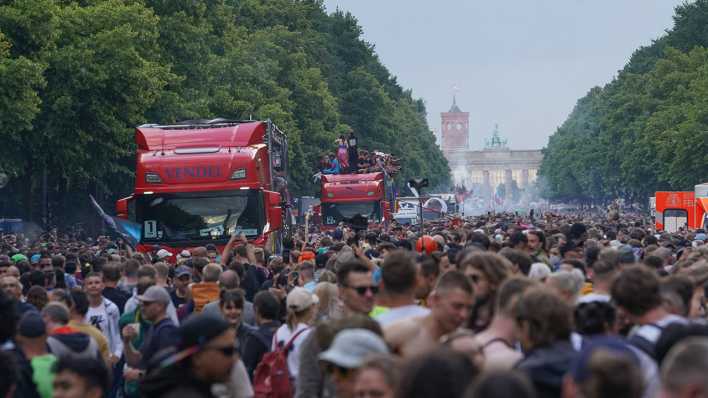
[440, 96, 469, 151]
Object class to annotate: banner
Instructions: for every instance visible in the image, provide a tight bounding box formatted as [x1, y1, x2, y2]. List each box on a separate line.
[89, 195, 141, 247]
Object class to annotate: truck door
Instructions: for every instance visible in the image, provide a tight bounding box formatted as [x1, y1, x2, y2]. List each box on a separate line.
[663, 209, 688, 233]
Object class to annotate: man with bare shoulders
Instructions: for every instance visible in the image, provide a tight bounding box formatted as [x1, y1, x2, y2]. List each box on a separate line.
[384, 270, 473, 358]
[474, 276, 536, 370]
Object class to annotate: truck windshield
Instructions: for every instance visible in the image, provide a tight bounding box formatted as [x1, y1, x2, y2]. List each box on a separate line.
[136, 190, 263, 243]
[322, 201, 381, 225]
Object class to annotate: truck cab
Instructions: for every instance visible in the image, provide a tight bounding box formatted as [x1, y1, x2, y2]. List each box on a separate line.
[319, 172, 391, 230]
[655, 183, 708, 233]
[116, 119, 289, 256]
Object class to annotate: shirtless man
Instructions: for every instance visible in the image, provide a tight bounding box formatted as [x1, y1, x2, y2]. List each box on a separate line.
[384, 271, 473, 357]
[473, 276, 536, 370]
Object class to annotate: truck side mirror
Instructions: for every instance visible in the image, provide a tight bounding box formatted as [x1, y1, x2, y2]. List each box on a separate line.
[264, 191, 282, 231]
[116, 196, 134, 220]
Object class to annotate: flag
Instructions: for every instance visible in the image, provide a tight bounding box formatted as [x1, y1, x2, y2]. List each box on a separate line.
[89, 195, 141, 247]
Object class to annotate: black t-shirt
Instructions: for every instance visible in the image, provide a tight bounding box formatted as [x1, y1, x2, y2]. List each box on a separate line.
[169, 289, 187, 308]
[103, 287, 130, 314]
[140, 318, 178, 369]
[242, 321, 280, 379]
[15, 301, 37, 319]
[243, 264, 267, 301]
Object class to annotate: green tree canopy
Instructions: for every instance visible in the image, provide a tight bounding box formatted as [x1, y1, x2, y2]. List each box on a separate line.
[540, 0, 708, 204]
[0, 0, 449, 225]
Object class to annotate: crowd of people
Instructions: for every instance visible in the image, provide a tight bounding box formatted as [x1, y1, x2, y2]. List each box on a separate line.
[1, 210, 708, 398]
[319, 132, 401, 176]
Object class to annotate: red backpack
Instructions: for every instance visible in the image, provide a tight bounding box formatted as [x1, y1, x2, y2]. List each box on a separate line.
[253, 327, 310, 398]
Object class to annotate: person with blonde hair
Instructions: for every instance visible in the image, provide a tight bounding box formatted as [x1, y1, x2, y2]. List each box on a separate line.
[314, 282, 339, 321]
[529, 262, 551, 282]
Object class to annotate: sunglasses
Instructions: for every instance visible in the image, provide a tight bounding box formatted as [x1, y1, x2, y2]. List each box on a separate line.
[345, 284, 379, 296]
[207, 345, 237, 357]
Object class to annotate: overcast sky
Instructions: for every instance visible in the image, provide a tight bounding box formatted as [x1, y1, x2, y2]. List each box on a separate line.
[323, 0, 686, 150]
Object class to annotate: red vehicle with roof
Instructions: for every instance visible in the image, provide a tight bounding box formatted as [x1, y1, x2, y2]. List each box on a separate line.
[115, 119, 290, 257]
[318, 172, 392, 230]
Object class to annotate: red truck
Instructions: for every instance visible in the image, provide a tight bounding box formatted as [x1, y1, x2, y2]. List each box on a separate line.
[318, 172, 391, 230]
[115, 119, 290, 257]
[654, 183, 708, 233]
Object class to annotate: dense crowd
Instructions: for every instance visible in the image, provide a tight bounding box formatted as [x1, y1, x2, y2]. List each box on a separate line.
[319, 132, 401, 176]
[1, 211, 708, 398]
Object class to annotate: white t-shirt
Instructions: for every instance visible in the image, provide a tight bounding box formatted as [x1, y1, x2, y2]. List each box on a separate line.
[272, 323, 312, 379]
[374, 305, 431, 327]
[576, 292, 611, 304]
[86, 305, 108, 335]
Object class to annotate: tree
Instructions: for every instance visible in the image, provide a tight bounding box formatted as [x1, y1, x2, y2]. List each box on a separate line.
[540, 0, 708, 203]
[0, 0, 451, 225]
[0, 31, 44, 178]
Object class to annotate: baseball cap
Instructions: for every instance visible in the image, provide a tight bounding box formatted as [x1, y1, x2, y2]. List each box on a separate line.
[18, 311, 45, 338]
[618, 245, 636, 264]
[696, 233, 706, 242]
[30, 254, 41, 264]
[319, 328, 389, 368]
[11, 254, 27, 263]
[175, 266, 192, 278]
[178, 250, 191, 259]
[137, 286, 171, 305]
[156, 249, 172, 260]
[287, 287, 319, 312]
